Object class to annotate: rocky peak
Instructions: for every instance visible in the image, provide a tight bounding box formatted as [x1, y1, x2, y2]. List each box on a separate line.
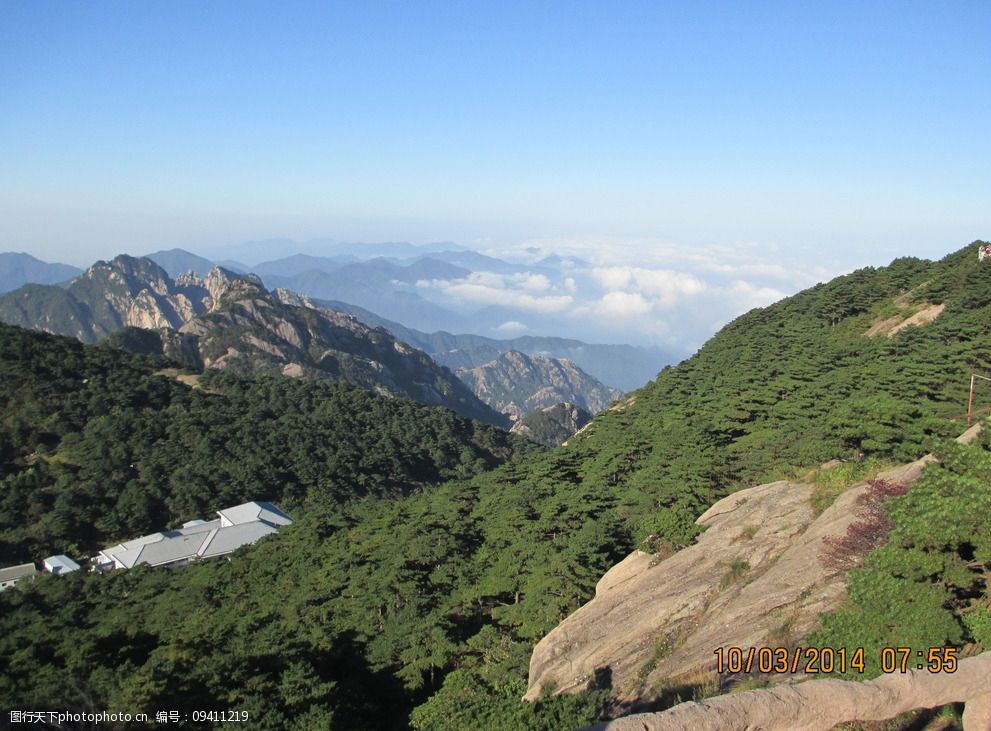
[510, 402, 593, 446]
[88, 254, 174, 297]
[273, 287, 392, 335]
[202, 266, 266, 307]
[272, 287, 314, 309]
[174, 270, 203, 288]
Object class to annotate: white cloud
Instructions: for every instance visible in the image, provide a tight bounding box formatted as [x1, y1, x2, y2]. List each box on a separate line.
[515, 272, 551, 292]
[589, 266, 707, 308]
[593, 291, 653, 318]
[495, 320, 529, 333]
[692, 259, 793, 279]
[466, 271, 506, 288]
[446, 283, 573, 313]
[418, 272, 575, 314]
[633, 269, 707, 306]
[591, 266, 634, 291]
[417, 240, 835, 353]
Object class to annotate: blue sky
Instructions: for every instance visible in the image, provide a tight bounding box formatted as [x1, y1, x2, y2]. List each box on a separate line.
[1, 0, 989, 271]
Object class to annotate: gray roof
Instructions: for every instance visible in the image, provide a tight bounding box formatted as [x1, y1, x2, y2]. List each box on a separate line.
[0, 563, 38, 582]
[98, 503, 291, 569]
[217, 501, 293, 528]
[102, 519, 224, 568]
[198, 521, 278, 558]
[136, 531, 212, 567]
[42, 555, 81, 573]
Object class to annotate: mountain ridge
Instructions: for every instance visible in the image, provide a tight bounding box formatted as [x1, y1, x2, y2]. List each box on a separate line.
[0, 256, 506, 425]
[313, 297, 668, 391]
[0, 252, 82, 294]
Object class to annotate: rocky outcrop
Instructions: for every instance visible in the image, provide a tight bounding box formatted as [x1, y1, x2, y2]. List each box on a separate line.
[177, 279, 506, 425]
[524, 457, 935, 704]
[457, 350, 621, 421]
[583, 651, 991, 731]
[103, 326, 203, 370]
[199, 267, 265, 307]
[510, 402, 593, 446]
[0, 255, 215, 341]
[864, 283, 946, 338]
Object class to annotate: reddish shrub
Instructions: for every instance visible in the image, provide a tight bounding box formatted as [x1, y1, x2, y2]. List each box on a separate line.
[821, 479, 908, 571]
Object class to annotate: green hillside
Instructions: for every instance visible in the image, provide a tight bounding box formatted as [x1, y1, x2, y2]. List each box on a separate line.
[2, 242, 991, 729]
[809, 428, 991, 678]
[0, 323, 530, 563]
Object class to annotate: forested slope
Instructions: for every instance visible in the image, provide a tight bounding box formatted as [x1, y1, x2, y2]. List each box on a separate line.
[0, 323, 529, 563]
[2, 243, 991, 729]
[808, 425, 991, 677]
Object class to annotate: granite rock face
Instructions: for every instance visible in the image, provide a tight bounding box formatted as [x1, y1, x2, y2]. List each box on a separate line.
[525, 457, 936, 704]
[457, 350, 621, 421]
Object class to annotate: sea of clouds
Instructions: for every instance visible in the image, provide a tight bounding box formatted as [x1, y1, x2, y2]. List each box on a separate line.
[413, 238, 842, 354]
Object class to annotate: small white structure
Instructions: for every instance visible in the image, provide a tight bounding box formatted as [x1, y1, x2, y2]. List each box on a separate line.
[43, 555, 81, 575]
[0, 563, 38, 591]
[94, 501, 293, 571]
[979, 245, 991, 262]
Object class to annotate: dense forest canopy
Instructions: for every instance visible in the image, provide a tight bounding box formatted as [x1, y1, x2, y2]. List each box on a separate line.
[0, 323, 531, 563]
[2, 242, 991, 728]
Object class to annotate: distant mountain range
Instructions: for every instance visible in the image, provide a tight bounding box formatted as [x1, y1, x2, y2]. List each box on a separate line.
[143, 248, 220, 277]
[198, 238, 468, 268]
[0, 255, 505, 426]
[139, 248, 669, 390]
[312, 298, 664, 392]
[0, 253, 82, 294]
[144, 248, 677, 385]
[142, 248, 471, 331]
[259, 257, 474, 333]
[276, 290, 622, 426]
[2, 245, 675, 392]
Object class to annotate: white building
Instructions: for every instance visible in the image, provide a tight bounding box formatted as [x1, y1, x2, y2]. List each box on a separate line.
[94, 501, 292, 571]
[43, 555, 81, 574]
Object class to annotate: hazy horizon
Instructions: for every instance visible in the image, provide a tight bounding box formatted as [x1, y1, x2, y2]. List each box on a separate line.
[3, 3, 988, 258]
[5, 234, 984, 355]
